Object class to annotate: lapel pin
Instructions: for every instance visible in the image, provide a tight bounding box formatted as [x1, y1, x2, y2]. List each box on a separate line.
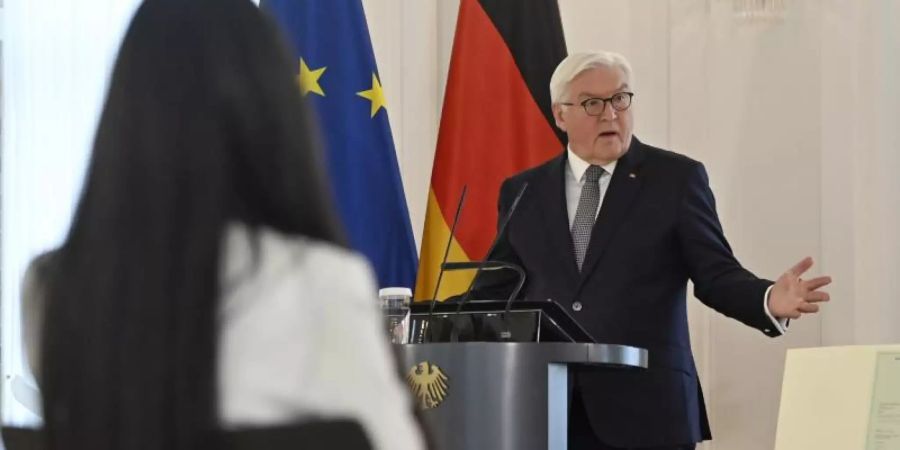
[629, 173, 637, 179]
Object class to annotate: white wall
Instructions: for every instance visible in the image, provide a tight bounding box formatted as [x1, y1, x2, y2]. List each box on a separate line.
[2, 1, 898, 447]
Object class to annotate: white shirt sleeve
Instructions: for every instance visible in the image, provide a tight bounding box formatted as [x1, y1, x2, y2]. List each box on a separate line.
[762, 284, 789, 335]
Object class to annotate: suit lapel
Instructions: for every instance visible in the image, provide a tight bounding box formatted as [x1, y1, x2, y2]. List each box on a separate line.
[576, 139, 647, 293]
[534, 153, 580, 284]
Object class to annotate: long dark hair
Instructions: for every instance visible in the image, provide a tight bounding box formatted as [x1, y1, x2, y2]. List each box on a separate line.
[40, 0, 342, 448]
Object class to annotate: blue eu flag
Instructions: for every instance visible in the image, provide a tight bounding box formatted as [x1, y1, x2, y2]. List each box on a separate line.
[261, 0, 418, 289]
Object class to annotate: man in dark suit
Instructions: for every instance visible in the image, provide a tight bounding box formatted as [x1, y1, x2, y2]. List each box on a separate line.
[476, 51, 832, 449]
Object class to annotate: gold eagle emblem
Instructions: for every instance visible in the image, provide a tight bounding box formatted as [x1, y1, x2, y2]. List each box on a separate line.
[406, 361, 449, 410]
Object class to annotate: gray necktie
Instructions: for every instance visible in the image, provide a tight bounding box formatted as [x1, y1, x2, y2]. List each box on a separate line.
[571, 165, 604, 271]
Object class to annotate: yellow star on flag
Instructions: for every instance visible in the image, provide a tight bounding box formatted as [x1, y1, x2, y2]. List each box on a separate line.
[357, 73, 387, 118]
[298, 58, 326, 97]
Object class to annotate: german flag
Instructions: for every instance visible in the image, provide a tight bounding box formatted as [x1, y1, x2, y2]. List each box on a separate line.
[414, 0, 567, 301]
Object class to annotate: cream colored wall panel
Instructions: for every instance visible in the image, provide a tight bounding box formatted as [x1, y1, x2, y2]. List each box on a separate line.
[559, 0, 670, 147]
[363, 0, 439, 249]
[670, 1, 825, 449]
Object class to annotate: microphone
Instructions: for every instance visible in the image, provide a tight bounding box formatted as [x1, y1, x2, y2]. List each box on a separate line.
[441, 261, 508, 271]
[419, 185, 468, 343]
[449, 182, 528, 341]
[441, 260, 526, 341]
[440, 261, 526, 309]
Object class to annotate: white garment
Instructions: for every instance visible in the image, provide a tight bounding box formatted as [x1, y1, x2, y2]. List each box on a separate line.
[21, 224, 425, 450]
[564, 146, 617, 228]
[217, 225, 425, 450]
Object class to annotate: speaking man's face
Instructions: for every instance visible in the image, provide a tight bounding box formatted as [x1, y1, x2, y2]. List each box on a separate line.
[552, 66, 634, 165]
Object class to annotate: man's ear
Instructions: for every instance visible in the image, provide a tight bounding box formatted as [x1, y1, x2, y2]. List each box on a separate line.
[552, 104, 566, 131]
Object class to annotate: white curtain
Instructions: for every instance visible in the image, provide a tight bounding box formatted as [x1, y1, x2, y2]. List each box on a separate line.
[554, 1, 900, 449]
[819, 0, 900, 347]
[1, 0, 141, 427]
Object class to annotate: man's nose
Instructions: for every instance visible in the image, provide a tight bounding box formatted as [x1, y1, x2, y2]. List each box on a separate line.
[599, 102, 617, 121]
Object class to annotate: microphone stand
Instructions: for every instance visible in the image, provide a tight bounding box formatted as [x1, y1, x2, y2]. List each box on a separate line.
[419, 185, 467, 343]
[441, 261, 525, 340]
[449, 183, 528, 342]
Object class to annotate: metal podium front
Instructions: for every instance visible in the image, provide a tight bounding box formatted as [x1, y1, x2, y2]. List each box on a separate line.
[398, 342, 647, 450]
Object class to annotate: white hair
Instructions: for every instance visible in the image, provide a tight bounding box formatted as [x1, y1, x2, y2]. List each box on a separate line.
[549, 51, 634, 104]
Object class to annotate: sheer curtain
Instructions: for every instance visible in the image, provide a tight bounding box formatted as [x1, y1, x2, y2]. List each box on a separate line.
[819, 0, 900, 347]
[553, 1, 900, 449]
[1, 0, 141, 427]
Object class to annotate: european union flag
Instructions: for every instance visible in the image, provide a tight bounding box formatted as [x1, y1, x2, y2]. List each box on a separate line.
[261, 0, 418, 289]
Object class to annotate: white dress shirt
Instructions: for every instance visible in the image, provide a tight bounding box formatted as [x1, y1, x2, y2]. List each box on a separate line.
[564, 147, 787, 334]
[565, 147, 617, 228]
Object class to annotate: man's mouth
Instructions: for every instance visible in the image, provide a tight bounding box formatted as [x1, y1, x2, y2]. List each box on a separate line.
[598, 131, 619, 138]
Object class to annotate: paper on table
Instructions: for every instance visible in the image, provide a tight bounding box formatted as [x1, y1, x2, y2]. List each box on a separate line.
[866, 352, 900, 450]
[775, 345, 900, 450]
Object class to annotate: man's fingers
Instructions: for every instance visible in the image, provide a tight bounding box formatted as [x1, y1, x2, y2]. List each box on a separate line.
[788, 256, 814, 277]
[803, 276, 832, 291]
[797, 302, 819, 313]
[805, 291, 830, 303]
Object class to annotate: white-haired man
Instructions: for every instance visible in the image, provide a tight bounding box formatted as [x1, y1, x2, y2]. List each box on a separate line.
[476, 51, 832, 449]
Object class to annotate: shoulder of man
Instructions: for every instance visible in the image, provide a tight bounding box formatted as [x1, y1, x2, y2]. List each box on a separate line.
[502, 151, 564, 188]
[636, 139, 700, 167]
[633, 138, 708, 181]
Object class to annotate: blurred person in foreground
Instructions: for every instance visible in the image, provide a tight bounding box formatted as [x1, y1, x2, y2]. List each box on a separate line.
[18, 0, 425, 449]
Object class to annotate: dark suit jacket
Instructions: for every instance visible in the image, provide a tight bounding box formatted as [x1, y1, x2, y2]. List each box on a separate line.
[475, 137, 780, 447]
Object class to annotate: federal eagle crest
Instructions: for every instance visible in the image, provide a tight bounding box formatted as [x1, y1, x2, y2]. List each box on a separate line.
[406, 361, 449, 410]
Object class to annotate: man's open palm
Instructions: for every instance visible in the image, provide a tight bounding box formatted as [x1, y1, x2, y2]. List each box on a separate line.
[768, 256, 832, 320]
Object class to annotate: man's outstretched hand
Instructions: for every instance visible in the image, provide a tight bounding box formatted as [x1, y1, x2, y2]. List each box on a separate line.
[768, 256, 832, 320]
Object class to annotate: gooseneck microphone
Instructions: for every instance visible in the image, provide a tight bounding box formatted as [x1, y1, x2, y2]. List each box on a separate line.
[420, 185, 467, 343]
[441, 260, 526, 340]
[449, 182, 528, 341]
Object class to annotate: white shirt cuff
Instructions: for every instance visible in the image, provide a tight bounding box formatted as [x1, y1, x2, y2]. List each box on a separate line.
[763, 284, 788, 335]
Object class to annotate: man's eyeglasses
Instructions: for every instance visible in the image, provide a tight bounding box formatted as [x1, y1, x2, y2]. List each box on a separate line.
[560, 92, 634, 116]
